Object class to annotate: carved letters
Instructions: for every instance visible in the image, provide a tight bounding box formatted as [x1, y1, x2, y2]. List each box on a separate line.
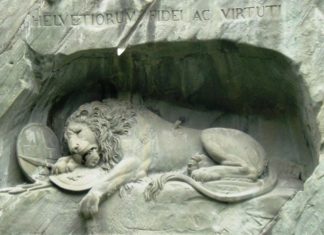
[221, 5, 281, 20]
[30, 4, 281, 27]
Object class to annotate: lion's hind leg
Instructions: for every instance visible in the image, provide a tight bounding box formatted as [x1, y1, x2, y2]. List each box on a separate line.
[190, 164, 257, 182]
[195, 128, 262, 182]
[187, 153, 214, 176]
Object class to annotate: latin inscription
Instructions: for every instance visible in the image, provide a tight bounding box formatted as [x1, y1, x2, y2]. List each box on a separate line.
[30, 4, 281, 27]
[221, 5, 281, 19]
[31, 10, 138, 26]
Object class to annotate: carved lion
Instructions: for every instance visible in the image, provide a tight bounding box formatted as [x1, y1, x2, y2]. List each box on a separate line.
[52, 98, 277, 218]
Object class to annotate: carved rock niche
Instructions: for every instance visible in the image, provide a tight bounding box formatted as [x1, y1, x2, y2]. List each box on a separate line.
[0, 40, 315, 234]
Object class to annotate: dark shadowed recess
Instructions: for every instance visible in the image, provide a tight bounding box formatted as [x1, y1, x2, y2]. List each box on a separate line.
[47, 40, 302, 116]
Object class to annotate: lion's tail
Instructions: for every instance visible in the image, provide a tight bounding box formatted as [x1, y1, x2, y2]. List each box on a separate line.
[144, 167, 277, 202]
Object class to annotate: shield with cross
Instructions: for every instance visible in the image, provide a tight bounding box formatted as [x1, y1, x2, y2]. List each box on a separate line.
[17, 123, 61, 182]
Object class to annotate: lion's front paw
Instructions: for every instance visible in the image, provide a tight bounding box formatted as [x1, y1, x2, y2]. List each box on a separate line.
[51, 161, 71, 174]
[79, 191, 101, 219]
[85, 149, 100, 168]
[51, 157, 78, 175]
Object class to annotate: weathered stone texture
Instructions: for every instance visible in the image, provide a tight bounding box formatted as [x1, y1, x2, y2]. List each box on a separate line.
[0, 0, 323, 234]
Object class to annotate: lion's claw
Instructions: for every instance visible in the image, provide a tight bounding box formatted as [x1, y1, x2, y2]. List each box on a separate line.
[51, 166, 61, 175]
[187, 154, 204, 176]
[79, 191, 101, 219]
[51, 157, 78, 175]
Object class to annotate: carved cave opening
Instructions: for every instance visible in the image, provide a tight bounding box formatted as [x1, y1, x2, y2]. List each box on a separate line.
[27, 40, 315, 180]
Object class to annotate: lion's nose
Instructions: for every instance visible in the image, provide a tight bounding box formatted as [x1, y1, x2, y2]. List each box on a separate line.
[70, 143, 80, 153]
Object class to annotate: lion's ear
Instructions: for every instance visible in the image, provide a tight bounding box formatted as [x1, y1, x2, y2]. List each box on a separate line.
[80, 110, 88, 116]
[78, 110, 89, 121]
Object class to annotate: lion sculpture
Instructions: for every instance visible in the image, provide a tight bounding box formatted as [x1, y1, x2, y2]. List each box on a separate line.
[52, 98, 277, 218]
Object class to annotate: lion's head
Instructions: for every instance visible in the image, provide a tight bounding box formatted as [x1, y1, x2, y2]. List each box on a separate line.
[64, 99, 136, 169]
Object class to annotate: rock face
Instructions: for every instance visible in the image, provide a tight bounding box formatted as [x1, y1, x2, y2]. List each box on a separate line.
[271, 161, 324, 235]
[0, 0, 323, 234]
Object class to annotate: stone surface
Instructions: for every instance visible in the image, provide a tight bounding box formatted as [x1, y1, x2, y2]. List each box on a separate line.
[0, 174, 301, 235]
[0, 0, 323, 234]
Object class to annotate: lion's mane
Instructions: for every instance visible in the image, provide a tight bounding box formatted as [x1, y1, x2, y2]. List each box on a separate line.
[65, 99, 136, 169]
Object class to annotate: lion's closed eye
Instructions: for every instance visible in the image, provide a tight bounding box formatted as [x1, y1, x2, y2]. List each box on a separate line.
[74, 129, 82, 135]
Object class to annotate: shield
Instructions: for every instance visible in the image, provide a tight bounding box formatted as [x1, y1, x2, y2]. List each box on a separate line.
[49, 167, 108, 191]
[17, 123, 60, 182]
